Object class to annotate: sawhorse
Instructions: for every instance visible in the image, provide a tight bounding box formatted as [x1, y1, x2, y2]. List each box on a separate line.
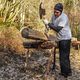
[23, 41, 57, 80]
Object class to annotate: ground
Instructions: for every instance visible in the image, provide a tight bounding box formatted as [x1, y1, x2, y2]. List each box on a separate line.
[0, 48, 80, 80]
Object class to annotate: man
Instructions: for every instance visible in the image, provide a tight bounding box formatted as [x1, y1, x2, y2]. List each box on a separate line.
[43, 3, 72, 78]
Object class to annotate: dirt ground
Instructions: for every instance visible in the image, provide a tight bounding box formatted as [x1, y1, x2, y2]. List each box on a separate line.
[0, 48, 80, 80]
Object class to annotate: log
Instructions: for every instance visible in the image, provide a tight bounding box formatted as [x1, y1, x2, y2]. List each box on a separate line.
[23, 40, 57, 49]
[47, 34, 57, 41]
[21, 28, 57, 41]
[23, 40, 43, 48]
[40, 41, 57, 49]
[21, 28, 48, 40]
[72, 41, 80, 50]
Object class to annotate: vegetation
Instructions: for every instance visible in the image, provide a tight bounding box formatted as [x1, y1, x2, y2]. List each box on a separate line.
[0, 0, 80, 54]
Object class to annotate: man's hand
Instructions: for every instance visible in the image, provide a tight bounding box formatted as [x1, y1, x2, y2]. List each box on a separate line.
[42, 19, 49, 25]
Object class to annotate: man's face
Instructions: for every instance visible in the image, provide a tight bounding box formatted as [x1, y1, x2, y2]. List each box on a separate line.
[54, 10, 61, 17]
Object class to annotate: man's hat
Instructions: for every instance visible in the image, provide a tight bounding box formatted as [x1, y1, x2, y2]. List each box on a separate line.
[54, 3, 63, 12]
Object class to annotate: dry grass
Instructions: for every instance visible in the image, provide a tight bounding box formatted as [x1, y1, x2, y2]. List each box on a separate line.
[0, 26, 26, 55]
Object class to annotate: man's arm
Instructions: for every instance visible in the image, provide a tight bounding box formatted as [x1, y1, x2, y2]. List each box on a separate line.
[43, 19, 63, 32]
[48, 23, 63, 32]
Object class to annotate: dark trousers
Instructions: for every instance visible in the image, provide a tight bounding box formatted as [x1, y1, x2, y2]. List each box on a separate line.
[59, 39, 72, 75]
